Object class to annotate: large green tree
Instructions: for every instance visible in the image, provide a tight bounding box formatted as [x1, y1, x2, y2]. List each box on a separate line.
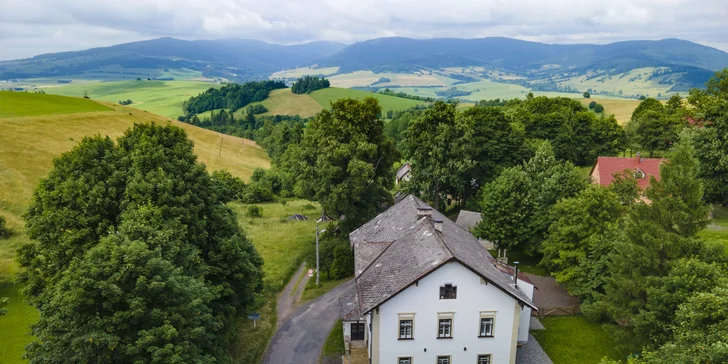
[684, 69, 728, 204]
[590, 142, 710, 352]
[541, 185, 623, 286]
[474, 142, 587, 254]
[402, 101, 470, 210]
[285, 98, 398, 233]
[17, 124, 263, 363]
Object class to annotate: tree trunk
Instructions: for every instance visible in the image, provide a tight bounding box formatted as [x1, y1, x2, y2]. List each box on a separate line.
[434, 180, 441, 211]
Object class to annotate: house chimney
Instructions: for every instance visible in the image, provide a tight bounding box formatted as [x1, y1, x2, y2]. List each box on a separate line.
[417, 206, 432, 217]
[513, 261, 520, 289]
[636, 152, 642, 163]
[434, 218, 443, 232]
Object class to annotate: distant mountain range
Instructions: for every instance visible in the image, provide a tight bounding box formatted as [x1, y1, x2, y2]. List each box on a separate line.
[0, 38, 346, 80]
[2, 36, 727, 90]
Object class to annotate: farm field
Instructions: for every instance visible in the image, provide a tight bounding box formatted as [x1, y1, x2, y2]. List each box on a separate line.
[0, 92, 271, 363]
[580, 97, 643, 125]
[310, 87, 426, 113]
[39, 80, 219, 119]
[328, 70, 459, 88]
[270, 66, 340, 79]
[558, 67, 681, 99]
[0, 91, 112, 117]
[248, 88, 324, 118]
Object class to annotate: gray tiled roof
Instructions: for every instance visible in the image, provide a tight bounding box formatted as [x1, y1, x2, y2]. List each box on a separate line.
[396, 163, 411, 180]
[455, 210, 483, 232]
[351, 195, 537, 314]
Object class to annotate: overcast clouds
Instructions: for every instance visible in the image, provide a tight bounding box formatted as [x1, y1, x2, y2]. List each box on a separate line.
[1, 0, 727, 61]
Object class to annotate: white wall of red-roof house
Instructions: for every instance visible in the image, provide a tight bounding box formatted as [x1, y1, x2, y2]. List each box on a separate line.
[368, 261, 529, 364]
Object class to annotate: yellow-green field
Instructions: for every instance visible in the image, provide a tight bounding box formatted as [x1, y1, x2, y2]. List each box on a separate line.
[558, 67, 681, 99]
[328, 70, 458, 88]
[310, 87, 426, 112]
[0, 92, 271, 364]
[0, 92, 112, 117]
[270, 66, 340, 79]
[579, 97, 643, 125]
[250, 88, 324, 118]
[39, 80, 220, 119]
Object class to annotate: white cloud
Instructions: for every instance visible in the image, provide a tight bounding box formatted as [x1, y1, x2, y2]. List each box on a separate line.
[0, 0, 726, 60]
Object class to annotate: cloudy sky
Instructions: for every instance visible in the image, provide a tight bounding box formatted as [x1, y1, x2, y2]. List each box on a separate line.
[1, 0, 727, 60]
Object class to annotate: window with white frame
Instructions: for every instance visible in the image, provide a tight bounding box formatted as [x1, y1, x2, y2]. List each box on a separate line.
[439, 283, 457, 299]
[398, 357, 412, 364]
[437, 312, 453, 338]
[477, 354, 492, 364]
[479, 311, 495, 337]
[398, 313, 414, 339]
[437, 356, 450, 364]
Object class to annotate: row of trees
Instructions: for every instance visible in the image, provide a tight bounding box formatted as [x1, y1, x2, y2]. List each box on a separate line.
[182, 80, 285, 115]
[396, 96, 624, 209]
[17, 124, 264, 362]
[291, 76, 330, 94]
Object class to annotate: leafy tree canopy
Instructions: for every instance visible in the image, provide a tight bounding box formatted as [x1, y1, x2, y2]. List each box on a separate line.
[17, 123, 263, 363]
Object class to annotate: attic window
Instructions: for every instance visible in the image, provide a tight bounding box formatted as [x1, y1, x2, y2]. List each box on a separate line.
[634, 169, 645, 179]
[440, 284, 457, 299]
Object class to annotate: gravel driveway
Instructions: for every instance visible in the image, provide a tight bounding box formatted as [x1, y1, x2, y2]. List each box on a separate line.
[262, 279, 356, 364]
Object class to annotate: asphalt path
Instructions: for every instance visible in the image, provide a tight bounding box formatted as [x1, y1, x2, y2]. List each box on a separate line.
[262, 279, 356, 364]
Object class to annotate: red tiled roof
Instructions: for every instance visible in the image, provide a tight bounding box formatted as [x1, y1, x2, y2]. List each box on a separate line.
[591, 156, 666, 190]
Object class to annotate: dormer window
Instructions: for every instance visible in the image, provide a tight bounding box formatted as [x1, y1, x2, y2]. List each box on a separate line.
[440, 284, 457, 299]
[634, 169, 645, 179]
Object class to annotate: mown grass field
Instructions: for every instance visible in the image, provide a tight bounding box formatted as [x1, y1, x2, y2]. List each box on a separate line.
[558, 67, 680, 99]
[310, 87, 427, 113]
[270, 66, 340, 79]
[229, 200, 320, 364]
[580, 97, 642, 125]
[248, 88, 324, 118]
[0, 92, 270, 364]
[0, 91, 111, 117]
[532, 315, 621, 364]
[41, 80, 219, 119]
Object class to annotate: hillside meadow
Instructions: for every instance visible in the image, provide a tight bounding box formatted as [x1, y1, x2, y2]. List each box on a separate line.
[0, 92, 270, 363]
[39, 80, 220, 119]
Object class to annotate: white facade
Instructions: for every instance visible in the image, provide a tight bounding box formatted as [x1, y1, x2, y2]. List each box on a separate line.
[367, 262, 531, 364]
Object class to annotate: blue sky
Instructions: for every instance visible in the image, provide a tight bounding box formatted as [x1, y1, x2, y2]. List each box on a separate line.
[1, 0, 727, 60]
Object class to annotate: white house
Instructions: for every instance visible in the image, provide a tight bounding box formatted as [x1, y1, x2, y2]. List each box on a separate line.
[341, 195, 536, 364]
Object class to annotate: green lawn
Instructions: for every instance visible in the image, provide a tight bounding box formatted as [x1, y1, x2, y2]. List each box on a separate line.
[532, 315, 621, 364]
[0, 282, 39, 364]
[699, 206, 728, 253]
[0, 92, 112, 117]
[322, 319, 345, 359]
[43, 80, 219, 119]
[309, 87, 426, 114]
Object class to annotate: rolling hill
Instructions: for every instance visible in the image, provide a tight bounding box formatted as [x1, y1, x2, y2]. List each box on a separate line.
[0, 37, 346, 81]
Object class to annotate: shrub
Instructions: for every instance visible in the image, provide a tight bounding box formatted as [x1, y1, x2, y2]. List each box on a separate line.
[589, 101, 597, 109]
[211, 170, 246, 203]
[594, 104, 605, 113]
[247, 205, 263, 218]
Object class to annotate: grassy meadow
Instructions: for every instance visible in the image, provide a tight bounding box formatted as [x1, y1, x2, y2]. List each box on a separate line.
[40, 80, 219, 119]
[270, 66, 340, 79]
[580, 97, 642, 125]
[246, 88, 324, 118]
[532, 315, 621, 364]
[229, 200, 320, 363]
[0, 92, 270, 363]
[310, 87, 426, 113]
[0, 92, 112, 117]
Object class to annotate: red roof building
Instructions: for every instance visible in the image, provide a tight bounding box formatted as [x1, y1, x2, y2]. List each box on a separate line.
[590, 155, 667, 190]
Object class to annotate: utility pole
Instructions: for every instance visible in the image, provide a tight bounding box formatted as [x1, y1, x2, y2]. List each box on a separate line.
[315, 221, 320, 286]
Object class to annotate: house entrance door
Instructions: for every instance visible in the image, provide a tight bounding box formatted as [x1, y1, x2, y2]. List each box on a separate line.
[351, 323, 365, 341]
